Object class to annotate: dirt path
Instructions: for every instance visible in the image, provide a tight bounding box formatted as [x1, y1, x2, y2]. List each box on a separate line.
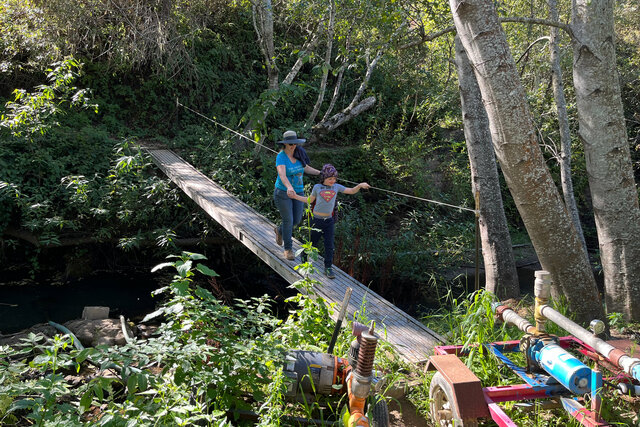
[388, 396, 430, 426]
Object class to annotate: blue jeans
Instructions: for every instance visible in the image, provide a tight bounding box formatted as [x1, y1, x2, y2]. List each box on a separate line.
[273, 188, 305, 251]
[311, 216, 335, 268]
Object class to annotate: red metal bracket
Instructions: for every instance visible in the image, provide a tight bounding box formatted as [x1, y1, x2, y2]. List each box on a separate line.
[425, 354, 490, 419]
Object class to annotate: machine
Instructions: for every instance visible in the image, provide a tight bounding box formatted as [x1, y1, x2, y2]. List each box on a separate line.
[283, 320, 389, 427]
[426, 270, 640, 426]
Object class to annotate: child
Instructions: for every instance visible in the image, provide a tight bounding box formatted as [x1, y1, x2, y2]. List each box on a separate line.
[288, 164, 370, 279]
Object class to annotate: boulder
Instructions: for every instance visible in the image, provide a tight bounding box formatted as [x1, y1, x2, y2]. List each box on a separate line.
[64, 318, 133, 347]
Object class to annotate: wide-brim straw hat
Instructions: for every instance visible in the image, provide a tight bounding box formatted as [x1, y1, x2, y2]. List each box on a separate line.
[277, 130, 306, 145]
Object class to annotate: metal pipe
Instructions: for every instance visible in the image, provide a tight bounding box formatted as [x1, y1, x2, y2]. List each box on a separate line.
[492, 303, 538, 335]
[537, 304, 640, 382]
[531, 270, 640, 382]
[327, 287, 352, 354]
[533, 271, 551, 332]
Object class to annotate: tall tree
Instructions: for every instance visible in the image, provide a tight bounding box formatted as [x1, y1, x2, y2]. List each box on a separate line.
[305, 0, 336, 128]
[548, 0, 588, 255]
[448, 0, 604, 324]
[454, 36, 519, 299]
[252, 0, 278, 90]
[571, 0, 640, 320]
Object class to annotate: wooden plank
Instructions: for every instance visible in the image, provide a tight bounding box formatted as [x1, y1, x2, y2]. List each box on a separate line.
[143, 146, 444, 364]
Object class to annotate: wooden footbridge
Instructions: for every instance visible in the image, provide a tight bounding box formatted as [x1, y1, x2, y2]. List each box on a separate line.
[142, 144, 444, 364]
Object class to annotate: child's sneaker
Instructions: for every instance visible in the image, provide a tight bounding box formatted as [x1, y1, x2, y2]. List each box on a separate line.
[325, 267, 335, 279]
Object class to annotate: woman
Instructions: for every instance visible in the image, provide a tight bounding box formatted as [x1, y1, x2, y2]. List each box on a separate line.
[273, 130, 319, 261]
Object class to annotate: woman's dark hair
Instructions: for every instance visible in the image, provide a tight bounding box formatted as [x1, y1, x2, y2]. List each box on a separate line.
[293, 146, 310, 166]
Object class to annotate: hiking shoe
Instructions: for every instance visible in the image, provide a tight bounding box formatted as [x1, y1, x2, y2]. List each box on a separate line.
[274, 226, 283, 246]
[284, 250, 295, 261]
[325, 267, 335, 279]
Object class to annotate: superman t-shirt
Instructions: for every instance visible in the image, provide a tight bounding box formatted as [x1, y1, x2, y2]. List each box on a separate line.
[311, 183, 346, 216]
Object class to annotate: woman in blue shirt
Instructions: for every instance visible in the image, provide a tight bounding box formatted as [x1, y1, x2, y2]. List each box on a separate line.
[273, 130, 320, 261]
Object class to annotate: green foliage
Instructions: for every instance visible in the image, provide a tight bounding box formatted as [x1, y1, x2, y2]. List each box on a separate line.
[0, 61, 213, 270]
[1, 58, 97, 138]
[0, 252, 406, 425]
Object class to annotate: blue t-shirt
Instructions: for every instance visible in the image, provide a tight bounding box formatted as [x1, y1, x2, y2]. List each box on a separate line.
[311, 183, 346, 216]
[275, 151, 305, 192]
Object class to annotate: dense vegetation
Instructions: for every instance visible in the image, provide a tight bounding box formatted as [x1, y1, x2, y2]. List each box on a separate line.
[2, 257, 638, 425]
[0, 1, 480, 296]
[1, 1, 638, 293]
[1, 0, 640, 425]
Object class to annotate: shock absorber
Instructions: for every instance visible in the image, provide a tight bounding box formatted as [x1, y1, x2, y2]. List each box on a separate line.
[347, 322, 378, 427]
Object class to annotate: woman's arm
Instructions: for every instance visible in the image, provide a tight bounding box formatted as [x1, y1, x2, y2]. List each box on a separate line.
[304, 164, 321, 176]
[277, 164, 296, 196]
[343, 182, 370, 195]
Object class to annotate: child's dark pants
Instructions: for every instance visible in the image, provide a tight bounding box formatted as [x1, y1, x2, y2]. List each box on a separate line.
[311, 216, 335, 269]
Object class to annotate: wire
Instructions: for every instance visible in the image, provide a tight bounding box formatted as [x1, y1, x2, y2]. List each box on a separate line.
[177, 99, 278, 154]
[177, 99, 479, 215]
[338, 178, 477, 214]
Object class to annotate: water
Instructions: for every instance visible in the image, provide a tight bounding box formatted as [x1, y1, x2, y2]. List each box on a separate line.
[0, 272, 162, 335]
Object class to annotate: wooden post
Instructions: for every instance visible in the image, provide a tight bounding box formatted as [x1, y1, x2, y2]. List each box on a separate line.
[475, 191, 480, 291]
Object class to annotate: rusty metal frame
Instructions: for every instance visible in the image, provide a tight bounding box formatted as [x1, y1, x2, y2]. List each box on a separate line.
[425, 354, 490, 420]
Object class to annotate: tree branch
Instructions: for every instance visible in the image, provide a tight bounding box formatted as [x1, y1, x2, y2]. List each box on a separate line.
[399, 17, 576, 50]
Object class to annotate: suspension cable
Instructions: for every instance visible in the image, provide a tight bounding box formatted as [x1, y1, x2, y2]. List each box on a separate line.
[177, 100, 478, 215]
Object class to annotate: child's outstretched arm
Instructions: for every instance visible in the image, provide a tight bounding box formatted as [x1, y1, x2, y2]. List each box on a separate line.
[343, 182, 370, 195]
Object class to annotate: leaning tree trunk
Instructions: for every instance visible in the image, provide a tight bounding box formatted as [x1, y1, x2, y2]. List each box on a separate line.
[454, 36, 519, 300]
[548, 0, 587, 256]
[449, 0, 604, 324]
[572, 0, 640, 321]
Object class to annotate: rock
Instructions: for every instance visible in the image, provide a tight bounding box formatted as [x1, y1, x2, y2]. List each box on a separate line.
[64, 318, 133, 347]
[0, 324, 57, 347]
[82, 306, 110, 320]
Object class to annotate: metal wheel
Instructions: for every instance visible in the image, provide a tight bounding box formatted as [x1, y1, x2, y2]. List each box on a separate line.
[429, 371, 478, 427]
[368, 395, 389, 427]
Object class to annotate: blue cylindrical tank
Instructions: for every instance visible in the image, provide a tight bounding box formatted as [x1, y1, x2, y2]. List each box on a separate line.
[532, 343, 592, 394]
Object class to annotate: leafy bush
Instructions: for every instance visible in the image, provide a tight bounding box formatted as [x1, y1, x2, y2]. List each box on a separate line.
[0, 251, 406, 425]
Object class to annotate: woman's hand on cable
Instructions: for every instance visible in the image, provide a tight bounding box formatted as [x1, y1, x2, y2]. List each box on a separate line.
[359, 182, 371, 190]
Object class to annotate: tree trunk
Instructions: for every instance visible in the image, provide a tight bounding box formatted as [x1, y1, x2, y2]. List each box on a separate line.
[310, 96, 376, 141]
[243, 28, 321, 150]
[306, 0, 335, 128]
[252, 0, 278, 90]
[449, 0, 604, 324]
[322, 28, 352, 122]
[548, 0, 587, 256]
[571, 0, 640, 320]
[454, 36, 519, 299]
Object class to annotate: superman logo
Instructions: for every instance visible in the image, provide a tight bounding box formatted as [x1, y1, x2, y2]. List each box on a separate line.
[319, 190, 336, 202]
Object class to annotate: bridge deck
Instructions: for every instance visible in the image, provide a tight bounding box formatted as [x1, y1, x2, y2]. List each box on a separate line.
[144, 146, 443, 364]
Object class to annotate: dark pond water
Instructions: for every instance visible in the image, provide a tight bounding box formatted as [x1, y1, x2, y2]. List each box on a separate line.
[0, 272, 162, 334]
[0, 245, 294, 335]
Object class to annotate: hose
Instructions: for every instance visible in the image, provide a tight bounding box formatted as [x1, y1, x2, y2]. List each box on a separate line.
[48, 320, 124, 374]
[48, 320, 84, 350]
[120, 315, 134, 344]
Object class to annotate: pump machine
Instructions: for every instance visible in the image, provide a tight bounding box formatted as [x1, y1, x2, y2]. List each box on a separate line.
[426, 270, 640, 426]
